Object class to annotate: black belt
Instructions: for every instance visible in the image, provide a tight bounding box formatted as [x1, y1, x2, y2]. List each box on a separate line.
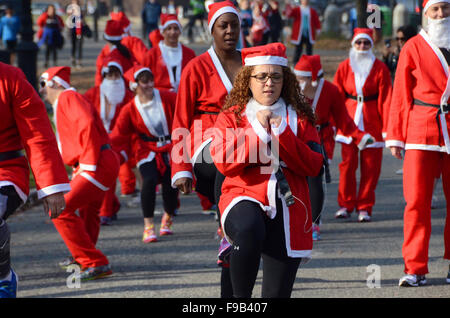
[197, 110, 220, 115]
[73, 144, 111, 168]
[139, 133, 171, 143]
[345, 93, 379, 102]
[316, 122, 330, 132]
[0, 150, 23, 162]
[413, 99, 449, 113]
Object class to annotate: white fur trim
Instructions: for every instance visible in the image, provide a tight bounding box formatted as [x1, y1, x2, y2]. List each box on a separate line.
[208, 6, 240, 33]
[357, 133, 373, 150]
[80, 172, 109, 191]
[134, 67, 152, 80]
[103, 33, 123, 41]
[385, 140, 405, 149]
[271, 118, 287, 136]
[424, 0, 450, 13]
[171, 171, 193, 188]
[352, 33, 373, 46]
[294, 70, 311, 77]
[250, 118, 271, 144]
[37, 183, 71, 200]
[161, 20, 182, 31]
[52, 76, 70, 89]
[79, 163, 97, 172]
[244, 55, 288, 67]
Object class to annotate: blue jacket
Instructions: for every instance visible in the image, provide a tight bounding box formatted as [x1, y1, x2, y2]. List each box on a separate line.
[142, 2, 161, 25]
[0, 15, 20, 42]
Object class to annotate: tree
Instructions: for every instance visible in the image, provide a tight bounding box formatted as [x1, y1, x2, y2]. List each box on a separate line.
[356, 0, 368, 28]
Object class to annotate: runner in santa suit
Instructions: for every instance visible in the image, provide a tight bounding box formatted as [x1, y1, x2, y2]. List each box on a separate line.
[0, 63, 69, 298]
[110, 65, 178, 243]
[283, 0, 321, 64]
[333, 28, 392, 223]
[294, 54, 373, 240]
[39, 66, 120, 281]
[171, 1, 242, 224]
[210, 43, 323, 298]
[84, 56, 134, 225]
[386, 0, 450, 287]
[142, 13, 196, 92]
[95, 18, 144, 86]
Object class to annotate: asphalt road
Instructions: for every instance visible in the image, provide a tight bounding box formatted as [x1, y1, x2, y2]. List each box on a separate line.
[7, 27, 449, 300]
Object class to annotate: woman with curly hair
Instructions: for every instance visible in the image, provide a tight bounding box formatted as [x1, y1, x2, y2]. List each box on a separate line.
[210, 43, 324, 298]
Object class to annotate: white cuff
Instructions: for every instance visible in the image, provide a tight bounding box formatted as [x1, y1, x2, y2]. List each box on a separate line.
[385, 140, 405, 149]
[79, 163, 97, 172]
[37, 183, 71, 199]
[271, 118, 287, 136]
[250, 118, 271, 144]
[357, 133, 373, 150]
[382, 132, 387, 139]
[171, 171, 193, 188]
[120, 150, 128, 162]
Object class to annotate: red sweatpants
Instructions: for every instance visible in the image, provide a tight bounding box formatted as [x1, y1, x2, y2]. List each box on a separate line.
[52, 150, 120, 268]
[118, 161, 136, 195]
[338, 143, 383, 214]
[99, 182, 121, 217]
[402, 150, 450, 275]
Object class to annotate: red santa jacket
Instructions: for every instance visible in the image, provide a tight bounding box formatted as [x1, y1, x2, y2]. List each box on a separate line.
[307, 79, 369, 160]
[171, 47, 236, 185]
[386, 29, 450, 154]
[0, 63, 69, 202]
[83, 84, 134, 133]
[210, 100, 323, 258]
[95, 36, 148, 86]
[54, 89, 115, 188]
[110, 89, 176, 167]
[142, 42, 196, 92]
[284, 5, 321, 45]
[36, 12, 64, 39]
[333, 58, 392, 149]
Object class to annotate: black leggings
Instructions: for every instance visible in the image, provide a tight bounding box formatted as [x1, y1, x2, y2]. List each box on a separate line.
[193, 143, 225, 220]
[222, 198, 301, 298]
[139, 155, 178, 218]
[45, 44, 58, 65]
[0, 186, 23, 278]
[307, 170, 325, 225]
[293, 35, 313, 65]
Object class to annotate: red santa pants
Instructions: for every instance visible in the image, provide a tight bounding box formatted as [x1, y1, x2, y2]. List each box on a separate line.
[52, 150, 120, 268]
[337, 143, 383, 214]
[99, 182, 121, 218]
[402, 149, 450, 275]
[118, 161, 136, 195]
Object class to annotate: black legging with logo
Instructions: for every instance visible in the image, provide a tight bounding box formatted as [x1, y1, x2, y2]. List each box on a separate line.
[221, 196, 302, 298]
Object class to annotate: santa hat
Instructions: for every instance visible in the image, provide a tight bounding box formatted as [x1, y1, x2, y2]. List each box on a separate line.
[160, 13, 182, 31]
[104, 19, 123, 41]
[294, 55, 323, 87]
[41, 66, 71, 89]
[101, 56, 124, 77]
[241, 42, 288, 67]
[423, 0, 450, 13]
[124, 65, 152, 90]
[351, 28, 374, 47]
[207, 1, 240, 33]
[149, 28, 164, 47]
[110, 11, 131, 34]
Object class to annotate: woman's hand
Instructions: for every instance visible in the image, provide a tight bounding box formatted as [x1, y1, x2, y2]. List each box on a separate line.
[174, 177, 192, 195]
[390, 146, 403, 160]
[269, 115, 282, 128]
[256, 109, 272, 129]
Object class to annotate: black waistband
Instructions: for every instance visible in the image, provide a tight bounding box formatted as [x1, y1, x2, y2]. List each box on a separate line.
[0, 150, 23, 162]
[345, 93, 379, 102]
[316, 122, 330, 131]
[139, 133, 171, 143]
[196, 110, 220, 115]
[413, 99, 449, 114]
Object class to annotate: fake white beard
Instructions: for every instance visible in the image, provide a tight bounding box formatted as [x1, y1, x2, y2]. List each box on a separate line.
[349, 47, 375, 78]
[100, 78, 126, 105]
[427, 16, 450, 50]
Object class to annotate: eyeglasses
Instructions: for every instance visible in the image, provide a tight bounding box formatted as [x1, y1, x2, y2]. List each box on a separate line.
[355, 40, 371, 46]
[396, 37, 406, 41]
[250, 72, 283, 83]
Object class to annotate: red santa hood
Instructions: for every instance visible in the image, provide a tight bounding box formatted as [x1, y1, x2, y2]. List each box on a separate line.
[160, 13, 182, 31]
[104, 19, 123, 41]
[351, 28, 374, 47]
[207, 0, 240, 33]
[423, 0, 450, 13]
[101, 55, 124, 77]
[124, 65, 152, 90]
[294, 54, 323, 87]
[110, 11, 131, 34]
[41, 66, 71, 89]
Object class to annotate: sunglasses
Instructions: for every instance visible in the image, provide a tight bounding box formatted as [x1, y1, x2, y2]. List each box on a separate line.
[396, 37, 406, 41]
[355, 40, 371, 46]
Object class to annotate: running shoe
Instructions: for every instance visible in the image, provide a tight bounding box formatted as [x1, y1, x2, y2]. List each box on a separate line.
[160, 213, 173, 236]
[59, 256, 80, 270]
[357, 210, 371, 222]
[100, 216, 112, 226]
[0, 270, 18, 298]
[335, 207, 350, 219]
[312, 224, 321, 241]
[398, 274, 427, 287]
[77, 264, 112, 282]
[143, 224, 158, 243]
[217, 237, 232, 268]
